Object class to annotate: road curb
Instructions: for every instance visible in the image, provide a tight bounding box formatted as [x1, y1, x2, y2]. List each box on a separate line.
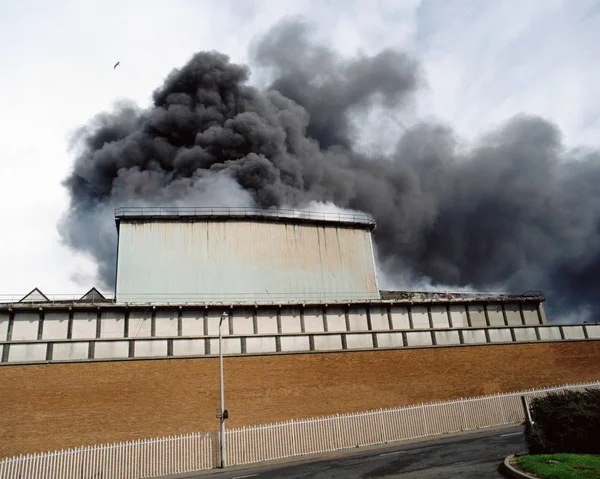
[500, 455, 537, 479]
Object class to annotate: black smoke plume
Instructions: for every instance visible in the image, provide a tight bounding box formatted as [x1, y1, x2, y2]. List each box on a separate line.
[60, 19, 600, 321]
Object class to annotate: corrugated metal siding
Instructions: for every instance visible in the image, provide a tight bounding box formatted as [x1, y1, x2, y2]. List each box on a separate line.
[115, 220, 380, 303]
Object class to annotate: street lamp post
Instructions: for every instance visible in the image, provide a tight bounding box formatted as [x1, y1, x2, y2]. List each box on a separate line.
[218, 311, 228, 468]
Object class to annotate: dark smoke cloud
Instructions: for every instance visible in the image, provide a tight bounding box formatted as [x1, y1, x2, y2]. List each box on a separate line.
[60, 18, 600, 321]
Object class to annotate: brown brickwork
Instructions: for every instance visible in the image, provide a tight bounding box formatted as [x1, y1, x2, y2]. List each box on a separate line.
[1, 341, 599, 458]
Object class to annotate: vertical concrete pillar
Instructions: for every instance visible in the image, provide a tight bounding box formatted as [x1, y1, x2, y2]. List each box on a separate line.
[204, 307, 211, 354]
[427, 305, 434, 329]
[177, 306, 183, 336]
[407, 304, 414, 329]
[252, 306, 259, 334]
[519, 303, 526, 325]
[276, 306, 282, 352]
[45, 342, 53, 361]
[67, 308, 74, 339]
[386, 306, 394, 329]
[536, 303, 545, 325]
[2, 310, 14, 362]
[123, 308, 130, 338]
[37, 308, 44, 340]
[345, 305, 351, 331]
[151, 307, 157, 337]
[300, 305, 306, 333]
[483, 304, 491, 327]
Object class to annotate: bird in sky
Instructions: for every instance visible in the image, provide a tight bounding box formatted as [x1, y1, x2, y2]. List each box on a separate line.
[113, 61, 120, 69]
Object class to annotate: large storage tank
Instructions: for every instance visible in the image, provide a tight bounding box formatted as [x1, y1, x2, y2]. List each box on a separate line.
[114, 207, 380, 303]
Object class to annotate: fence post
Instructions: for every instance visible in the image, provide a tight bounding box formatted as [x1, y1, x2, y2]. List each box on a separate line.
[521, 395, 535, 427]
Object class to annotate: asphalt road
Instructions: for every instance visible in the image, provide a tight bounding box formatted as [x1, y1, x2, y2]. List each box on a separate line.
[191, 425, 527, 478]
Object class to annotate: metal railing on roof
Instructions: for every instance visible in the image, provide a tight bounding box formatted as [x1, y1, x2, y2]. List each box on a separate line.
[380, 290, 546, 302]
[0, 289, 545, 306]
[114, 206, 376, 227]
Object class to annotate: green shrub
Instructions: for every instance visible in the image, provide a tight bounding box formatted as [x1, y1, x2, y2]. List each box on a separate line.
[525, 389, 600, 454]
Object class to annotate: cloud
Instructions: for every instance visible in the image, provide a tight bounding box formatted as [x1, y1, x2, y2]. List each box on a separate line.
[57, 18, 600, 323]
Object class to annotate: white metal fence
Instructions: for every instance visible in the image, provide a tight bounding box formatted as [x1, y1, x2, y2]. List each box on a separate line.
[1, 381, 598, 478]
[225, 380, 599, 467]
[0, 432, 215, 479]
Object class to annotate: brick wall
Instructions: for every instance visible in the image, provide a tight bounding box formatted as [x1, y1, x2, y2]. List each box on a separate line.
[1, 341, 599, 458]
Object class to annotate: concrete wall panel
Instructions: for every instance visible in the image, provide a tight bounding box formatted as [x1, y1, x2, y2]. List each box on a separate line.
[562, 326, 585, 340]
[100, 312, 125, 338]
[246, 337, 277, 354]
[486, 304, 505, 326]
[8, 344, 46, 362]
[256, 309, 278, 334]
[280, 307, 302, 333]
[463, 329, 487, 344]
[95, 341, 129, 359]
[41, 313, 69, 340]
[390, 305, 410, 329]
[280, 336, 310, 352]
[539, 327, 562, 341]
[72, 312, 97, 339]
[449, 305, 468, 327]
[410, 306, 429, 329]
[430, 305, 450, 328]
[172, 339, 205, 356]
[586, 325, 600, 339]
[207, 309, 231, 335]
[514, 328, 538, 342]
[468, 305, 487, 327]
[489, 329, 513, 343]
[304, 307, 325, 332]
[435, 331, 461, 345]
[0, 313, 10, 340]
[326, 307, 347, 332]
[129, 310, 152, 338]
[346, 334, 373, 349]
[505, 304, 522, 326]
[209, 338, 242, 355]
[406, 331, 433, 347]
[313, 335, 343, 351]
[135, 340, 168, 358]
[53, 343, 89, 361]
[376, 332, 404, 348]
[522, 304, 541, 325]
[181, 311, 204, 336]
[155, 311, 178, 337]
[369, 306, 389, 330]
[347, 307, 368, 331]
[11, 313, 40, 340]
[232, 308, 254, 335]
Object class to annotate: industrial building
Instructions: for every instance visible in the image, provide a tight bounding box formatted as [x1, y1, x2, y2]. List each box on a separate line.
[114, 207, 380, 303]
[0, 206, 599, 460]
[2, 206, 587, 364]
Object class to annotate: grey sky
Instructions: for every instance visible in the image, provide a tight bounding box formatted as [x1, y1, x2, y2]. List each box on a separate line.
[0, 0, 599, 298]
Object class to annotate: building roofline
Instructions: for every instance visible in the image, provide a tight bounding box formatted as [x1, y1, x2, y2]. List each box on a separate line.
[114, 206, 377, 231]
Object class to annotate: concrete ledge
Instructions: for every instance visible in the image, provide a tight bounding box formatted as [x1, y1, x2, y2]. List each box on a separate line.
[1, 337, 598, 366]
[500, 455, 538, 479]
